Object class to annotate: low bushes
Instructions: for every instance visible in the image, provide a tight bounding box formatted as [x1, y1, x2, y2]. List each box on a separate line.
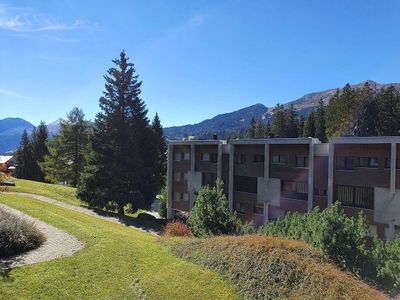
[0, 208, 46, 257]
[170, 235, 385, 299]
[162, 220, 191, 237]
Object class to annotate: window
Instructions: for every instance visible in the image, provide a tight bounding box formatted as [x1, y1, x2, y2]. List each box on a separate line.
[174, 172, 187, 182]
[202, 172, 217, 187]
[272, 154, 288, 165]
[253, 205, 264, 215]
[236, 202, 247, 214]
[281, 180, 308, 200]
[296, 156, 309, 168]
[234, 154, 247, 164]
[359, 157, 378, 168]
[336, 185, 374, 209]
[254, 154, 265, 163]
[200, 153, 210, 161]
[313, 188, 319, 196]
[385, 158, 400, 169]
[234, 176, 257, 193]
[210, 153, 218, 163]
[336, 157, 354, 170]
[175, 152, 190, 161]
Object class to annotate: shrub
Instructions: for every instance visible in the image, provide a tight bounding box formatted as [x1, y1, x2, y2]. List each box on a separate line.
[371, 236, 400, 295]
[170, 235, 385, 299]
[187, 179, 240, 237]
[157, 188, 167, 218]
[258, 202, 370, 275]
[0, 208, 46, 257]
[238, 221, 257, 235]
[162, 220, 191, 237]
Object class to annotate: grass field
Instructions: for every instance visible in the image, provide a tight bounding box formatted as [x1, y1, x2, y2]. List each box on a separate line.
[0, 193, 238, 299]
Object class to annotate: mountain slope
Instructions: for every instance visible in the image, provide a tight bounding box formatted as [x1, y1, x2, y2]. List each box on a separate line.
[0, 118, 35, 154]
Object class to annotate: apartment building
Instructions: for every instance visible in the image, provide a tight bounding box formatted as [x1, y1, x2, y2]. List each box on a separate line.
[167, 137, 400, 240]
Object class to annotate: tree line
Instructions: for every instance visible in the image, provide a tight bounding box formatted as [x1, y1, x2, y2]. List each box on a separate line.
[15, 51, 167, 215]
[246, 81, 400, 142]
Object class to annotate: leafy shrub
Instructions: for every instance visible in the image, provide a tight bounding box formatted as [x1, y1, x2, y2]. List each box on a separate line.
[162, 220, 191, 237]
[370, 236, 400, 295]
[187, 179, 240, 237]
[258, 202, 370, 274]
[0, 208, 46, 257]
[170, 235, 385, 299]
[157, 188, 167, 218]
[238, 221, 257, 235]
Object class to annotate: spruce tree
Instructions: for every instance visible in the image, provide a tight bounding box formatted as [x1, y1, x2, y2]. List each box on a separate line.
[78, 51, 157, 215]
[151, 113, 167, 197]
[304, 111, 316, 137]
[315, 99, 327, 142]
[247, 117, 256, 138]
[271, 104, 286, 137]
[298, 115, 305, 137]
[15, 130, 34, 179]
[31, 121, 49, 182]
[41, 108, 91, 186]
[285, 104, 298, 138]
[254, 119, 264, 138]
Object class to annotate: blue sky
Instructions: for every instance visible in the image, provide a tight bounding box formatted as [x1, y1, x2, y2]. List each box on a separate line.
[1, 0, 400, 127]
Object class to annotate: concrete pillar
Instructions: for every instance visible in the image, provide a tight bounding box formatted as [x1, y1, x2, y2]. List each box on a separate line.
[228, 144, 234, 212]
[264, 143, 270, 180]
[327, 143, 334, 207]
[390, 143, 396, 195]
[388, 222, 396, 240]
[307, 142, 315, 212]
[190, 144, 196, 209]
[167, 144, 174, 219]
[217, 142, 222, 179]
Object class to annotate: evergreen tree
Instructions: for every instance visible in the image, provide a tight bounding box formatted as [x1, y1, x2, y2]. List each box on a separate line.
[254, 119, 265, 138]
[41, 108, 91, 186]
[271, 104, 286, 137]
[315, 99, 327, 142]
[247, 117, 256, 138]
[304, 111, 316, 137]
[31, 121, 49, 182]
[77, 51, 158, 215]
[285, 104, 298, 138]
[264, 122, 272, 137]
[151, 113, 167, 197]
[376, 85, 400, 136]
[15, 130, 34, 179]
[298, 115, 306, 137]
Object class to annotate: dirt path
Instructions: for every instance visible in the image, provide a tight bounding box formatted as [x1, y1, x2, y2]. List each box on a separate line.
[6, 192, 160, 236]
[0, 205, 84, 269]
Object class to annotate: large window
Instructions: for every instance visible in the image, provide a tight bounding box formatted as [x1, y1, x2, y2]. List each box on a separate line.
[234, 176, 257, 194]
[236, 202, 247, 214]
[202, 172, 217, 187]
[174, 172, 187, 182]
[281, 180, 308, 200]
[336, 185, 374, 209]
[296, 155, 309, 168]
[359, 157, 378, 168]
[174, 192, 189, 201]
[234, 154, 247, 164]
[385, 157, 400, 169]
[254, 154, 265, 163]
[272, 154, 288, 165]
[174, 152, 190, 161]
[199, 152, 217, 163]
[336, 157, 354, 170]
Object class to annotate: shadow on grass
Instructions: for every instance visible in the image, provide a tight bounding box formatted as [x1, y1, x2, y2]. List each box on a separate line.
[0, 268, 14, 283]
[79, 205, 165, 234]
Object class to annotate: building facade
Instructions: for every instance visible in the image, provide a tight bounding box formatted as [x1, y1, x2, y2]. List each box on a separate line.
[167, 137, 400, 240]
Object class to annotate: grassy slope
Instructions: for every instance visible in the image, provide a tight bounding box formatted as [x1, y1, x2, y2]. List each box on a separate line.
[0, 194, 238, 299]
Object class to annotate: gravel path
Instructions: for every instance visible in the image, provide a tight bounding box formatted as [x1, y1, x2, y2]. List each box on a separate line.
[0, 205, 84, 269]
[7, 192, 160, 236]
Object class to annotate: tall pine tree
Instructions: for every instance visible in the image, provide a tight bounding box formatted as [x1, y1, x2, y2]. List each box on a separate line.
[246, 117, 256, 138]
[303, 111, 316, 137]
[15, 130, 34, 179]
[31, 121, 49, 182]
[285, 104, 298, 138]
[271, 104, 286, 137]
[315, 99, 327, 142]
[151, 113, 167, 197]
[78, 51, 158, 215]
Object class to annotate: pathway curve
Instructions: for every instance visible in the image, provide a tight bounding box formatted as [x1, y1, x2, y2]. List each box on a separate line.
[6, 192, 160, 236]
[0, 204, 84, 269]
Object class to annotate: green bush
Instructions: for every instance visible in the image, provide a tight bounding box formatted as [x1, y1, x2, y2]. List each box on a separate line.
[258, 202, 370, 274]
[371, 236, 400, 294]
[238, 221, 257, 235]
[187, 179, 240, 237]
[170, 235, 385, 300]
[0, 208, 46, 257]
[157, 187, 167, 218]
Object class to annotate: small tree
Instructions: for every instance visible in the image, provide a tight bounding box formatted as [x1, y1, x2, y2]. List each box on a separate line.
[187, 179, 239, 237]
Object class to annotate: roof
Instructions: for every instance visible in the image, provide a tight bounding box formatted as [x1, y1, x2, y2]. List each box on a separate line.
[0, 156, 13, 164]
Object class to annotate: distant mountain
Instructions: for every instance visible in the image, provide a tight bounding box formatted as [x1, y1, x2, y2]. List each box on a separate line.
[47, 118, 64, 136]
[0, 118, 35, 154]
[164, 80, 400, 139]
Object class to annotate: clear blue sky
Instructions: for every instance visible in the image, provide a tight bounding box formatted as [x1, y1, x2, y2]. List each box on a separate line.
[1, 0, 400, 127]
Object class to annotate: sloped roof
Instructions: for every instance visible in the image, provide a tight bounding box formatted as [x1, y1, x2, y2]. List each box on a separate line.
[0, 156, 13, 164]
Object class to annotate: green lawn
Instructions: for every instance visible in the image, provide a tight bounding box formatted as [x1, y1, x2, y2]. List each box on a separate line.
[0, 193, 238, 299]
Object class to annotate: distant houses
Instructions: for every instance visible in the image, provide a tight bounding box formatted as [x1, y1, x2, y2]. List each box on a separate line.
[0, 155, 15, 174]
